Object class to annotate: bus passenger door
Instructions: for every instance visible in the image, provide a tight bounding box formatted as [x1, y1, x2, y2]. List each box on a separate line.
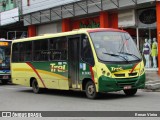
[68, 36, 80, 89]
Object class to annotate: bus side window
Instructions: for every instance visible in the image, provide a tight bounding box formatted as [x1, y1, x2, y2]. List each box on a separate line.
[33, 39, 49, 61]
[49, 37, 67, 61]
[81, 35, 94, 66]
[12, 43, 19, 62]
[19, 42, 25, 62]
[24, 41, 32, 61]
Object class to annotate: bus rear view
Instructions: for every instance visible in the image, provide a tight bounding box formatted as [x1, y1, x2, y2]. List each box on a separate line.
[0, 39, 11, 84]
[87, 29, 145, 98]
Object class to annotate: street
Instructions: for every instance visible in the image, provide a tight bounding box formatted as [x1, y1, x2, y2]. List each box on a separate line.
[0, 84, 159, 112]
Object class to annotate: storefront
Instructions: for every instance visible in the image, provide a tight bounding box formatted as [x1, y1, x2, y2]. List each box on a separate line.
[61, 7, 159, 72]
[137, 8, 158, 70]
[123, 7, 158, 71]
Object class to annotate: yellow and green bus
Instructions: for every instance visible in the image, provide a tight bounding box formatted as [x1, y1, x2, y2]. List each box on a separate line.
[11, 28, 145, 99]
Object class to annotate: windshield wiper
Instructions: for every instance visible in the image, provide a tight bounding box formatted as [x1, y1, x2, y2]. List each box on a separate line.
[118, 52, 141, 60]
[103, 52, 129, 62]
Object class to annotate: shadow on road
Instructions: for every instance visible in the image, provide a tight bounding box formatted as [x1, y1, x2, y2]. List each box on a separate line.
[18, 88, 141, 100]
[0, 81, 17, 86]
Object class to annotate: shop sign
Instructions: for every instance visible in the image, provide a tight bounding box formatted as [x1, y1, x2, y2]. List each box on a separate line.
[138, 8, 156, 28]
[118, 9, 136, 27]
[79, 20, 100, 28]
[139, 9, 156, 24]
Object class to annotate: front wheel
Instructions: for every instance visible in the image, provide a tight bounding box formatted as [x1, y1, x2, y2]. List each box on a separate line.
[32, 79, 43, 94]
[123, 89, 137, 96]
[85, 81, 98, 99]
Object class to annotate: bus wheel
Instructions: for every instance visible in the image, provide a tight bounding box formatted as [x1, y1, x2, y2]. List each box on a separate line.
[32, 79, 42, 94]
[123, 89, 137, 96]
[85, 81, 97, 99]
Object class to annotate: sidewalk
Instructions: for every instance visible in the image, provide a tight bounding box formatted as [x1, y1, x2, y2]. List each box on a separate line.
[144, 70, 160, 92]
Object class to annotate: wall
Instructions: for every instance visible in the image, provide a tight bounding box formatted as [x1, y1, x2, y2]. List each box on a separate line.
[37, 22, 62, 35]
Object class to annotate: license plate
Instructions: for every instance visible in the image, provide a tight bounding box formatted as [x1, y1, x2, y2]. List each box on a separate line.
[124, 85, 132, 90]
[3, 75, 9, 79]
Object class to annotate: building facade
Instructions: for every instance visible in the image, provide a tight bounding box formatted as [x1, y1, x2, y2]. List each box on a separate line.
[0, 0, 27, 39]
[1, 0, 160, 74]
[0, 0, 15, 12]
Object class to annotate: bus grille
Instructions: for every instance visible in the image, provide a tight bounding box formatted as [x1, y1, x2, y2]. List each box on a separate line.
[114, 72, 138, 78]
[116, 79, 137, 88]
[114, 74, 125, 77]
[128, 72, 137, 76]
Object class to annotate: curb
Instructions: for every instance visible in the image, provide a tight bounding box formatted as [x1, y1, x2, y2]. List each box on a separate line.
[144, 81, 160, 92]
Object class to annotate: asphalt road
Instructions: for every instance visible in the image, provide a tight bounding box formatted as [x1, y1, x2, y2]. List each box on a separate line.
[1, 83, 160, 120]
[0, 83, 159, 112]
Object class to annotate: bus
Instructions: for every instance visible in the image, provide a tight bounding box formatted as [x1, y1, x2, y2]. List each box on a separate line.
[0, 38, 12, 84]
[11, 28, 145, 99]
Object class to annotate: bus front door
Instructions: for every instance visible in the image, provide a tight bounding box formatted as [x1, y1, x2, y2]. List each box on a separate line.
[68, 36, 80, 89]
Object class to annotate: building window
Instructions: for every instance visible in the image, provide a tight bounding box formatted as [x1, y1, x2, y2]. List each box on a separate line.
[11, 0, 13, 3]
[2, 0, 6, 7]
[12, 41, 32, 62]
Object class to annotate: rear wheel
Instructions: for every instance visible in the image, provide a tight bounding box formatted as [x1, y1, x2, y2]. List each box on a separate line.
[32, 79, 43, 94]
[123, 89, 137, 96]
[85, 81, 98, 99]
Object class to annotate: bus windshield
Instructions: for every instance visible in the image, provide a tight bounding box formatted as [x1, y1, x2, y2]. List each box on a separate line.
[0, 41, 11, 69]
[90, 31, 142, 62]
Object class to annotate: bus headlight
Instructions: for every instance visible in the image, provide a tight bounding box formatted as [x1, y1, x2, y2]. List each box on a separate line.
[101, 68, 111, 77]
[140, 68, 144, 75]
[106, 72, 110, 77]
[102, 70, 106, 75]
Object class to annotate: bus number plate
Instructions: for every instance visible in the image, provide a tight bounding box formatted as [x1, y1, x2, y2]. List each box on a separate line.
[3, 76, 9, 79]
[124, 85, 132, 90]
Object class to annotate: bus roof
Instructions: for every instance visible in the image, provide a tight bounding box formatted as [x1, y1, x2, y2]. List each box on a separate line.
[12, 28, 127, 43]
[87, 28, 126, 33]
[0, 38, 12, 42]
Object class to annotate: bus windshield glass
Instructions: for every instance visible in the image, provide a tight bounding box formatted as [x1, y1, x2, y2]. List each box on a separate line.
[90, 31, 142, 62]
[0, 41, 11, 69]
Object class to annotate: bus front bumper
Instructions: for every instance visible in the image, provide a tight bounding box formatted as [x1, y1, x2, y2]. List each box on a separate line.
[0, 74, 11, 81]
[98, 73, 146, 92]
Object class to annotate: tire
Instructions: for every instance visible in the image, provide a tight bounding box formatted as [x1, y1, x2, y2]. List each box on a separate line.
[32, 79, 42, 94]
[123, 89, 137, 96]
[85, 81, 98, 99]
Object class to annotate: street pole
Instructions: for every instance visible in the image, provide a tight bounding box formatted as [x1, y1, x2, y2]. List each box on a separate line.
[136, 27, 139, 50]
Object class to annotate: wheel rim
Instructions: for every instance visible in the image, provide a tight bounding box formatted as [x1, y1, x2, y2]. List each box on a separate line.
[33, 81, 39, 92]
[87, 84, 95, 96]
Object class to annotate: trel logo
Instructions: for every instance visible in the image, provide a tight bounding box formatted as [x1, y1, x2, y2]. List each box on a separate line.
[50, 63, 66, 72]
[111, 67, 123, 72]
